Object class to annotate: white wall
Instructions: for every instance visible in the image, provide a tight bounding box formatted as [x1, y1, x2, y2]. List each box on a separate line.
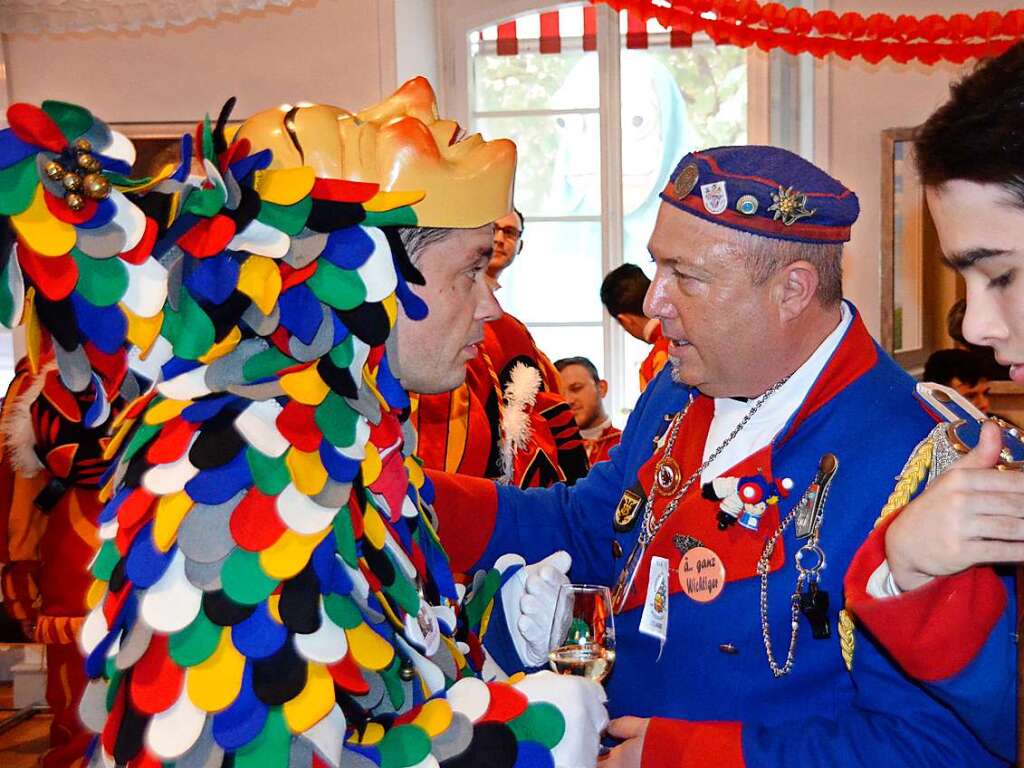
[1, 0, 396, 121]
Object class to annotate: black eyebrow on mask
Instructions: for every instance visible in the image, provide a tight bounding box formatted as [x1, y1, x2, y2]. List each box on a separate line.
[943, 247, 1013, 270]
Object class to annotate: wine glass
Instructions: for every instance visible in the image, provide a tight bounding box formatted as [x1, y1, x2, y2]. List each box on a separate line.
[547, 584, 616, 684]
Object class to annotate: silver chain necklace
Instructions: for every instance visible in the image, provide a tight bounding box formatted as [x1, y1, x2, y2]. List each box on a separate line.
[612, 377, 790, 613]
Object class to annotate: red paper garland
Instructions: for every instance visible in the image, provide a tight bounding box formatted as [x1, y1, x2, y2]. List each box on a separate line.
[593, 0, 1024, 64]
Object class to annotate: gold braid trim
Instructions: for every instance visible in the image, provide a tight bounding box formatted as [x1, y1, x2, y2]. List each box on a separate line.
[839, 437, 934, 671]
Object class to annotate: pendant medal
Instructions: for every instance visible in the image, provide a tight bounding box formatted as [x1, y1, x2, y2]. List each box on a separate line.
[654, 457, 682, 497]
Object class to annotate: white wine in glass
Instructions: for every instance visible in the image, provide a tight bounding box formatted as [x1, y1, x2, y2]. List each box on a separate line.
[547, 584, 616, 684]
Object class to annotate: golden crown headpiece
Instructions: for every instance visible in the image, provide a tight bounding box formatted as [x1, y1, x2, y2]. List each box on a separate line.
[234, 77, 516, 228]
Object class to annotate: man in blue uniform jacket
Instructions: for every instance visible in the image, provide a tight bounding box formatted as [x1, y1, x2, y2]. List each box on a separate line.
[426, 144, 1009, 767]
[846, 43, 1024, 767]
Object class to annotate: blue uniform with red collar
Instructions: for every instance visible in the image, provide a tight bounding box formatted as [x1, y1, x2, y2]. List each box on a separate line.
[433, 307, 1007, 767]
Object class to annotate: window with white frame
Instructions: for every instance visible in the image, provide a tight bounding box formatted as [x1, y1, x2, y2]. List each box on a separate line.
[455, 2, 803, 421]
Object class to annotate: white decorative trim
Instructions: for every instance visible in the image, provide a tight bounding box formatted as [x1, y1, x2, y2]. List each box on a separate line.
[498, 362, 541, 486]
[0, 360, 51, 478]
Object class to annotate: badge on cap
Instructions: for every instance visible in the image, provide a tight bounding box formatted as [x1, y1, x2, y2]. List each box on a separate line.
[700, 181, 728, 215]
[673, 164, 699, 199]
[678, 546, 725, 603]
[736, 194, 759, 216]
[769, 185, 816, 226]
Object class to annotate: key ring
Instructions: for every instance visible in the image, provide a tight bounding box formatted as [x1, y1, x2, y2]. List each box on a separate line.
[795, 543, 826, 577]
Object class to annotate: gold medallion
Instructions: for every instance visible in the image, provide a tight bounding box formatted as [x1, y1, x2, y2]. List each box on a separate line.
[672, 164, 699, 199]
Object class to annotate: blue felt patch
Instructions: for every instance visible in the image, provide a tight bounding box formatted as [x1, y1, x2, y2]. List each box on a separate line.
[0, 129, 37, 168]
[181, 394, 236, 423]
[514, 740, 556, 768]
[331, 312, 350, 346]
[70, 294, 127, 355]
[319, 442, 360, 483]
[232, 604, 287, 660]
[99, 486, 132, 525]
[394, 272, 428, 322]
[152, 213, 200, 259]
[212, 663, 268, 750]
[278, 283, 322, 345]
[161, 355, 202, 382]
[124, 522, 174, 589]
[184, 450, 252, 504]
[75, 196, 117, 230]
[375, 353, 409, 411]
[322, 226, 374, 270]
[96, 152, 132, 177]
[171, 134, 193, 183]
[184, 253, 241, 306]
[83, 375, 109, 429]
[228, 149, 272, 185]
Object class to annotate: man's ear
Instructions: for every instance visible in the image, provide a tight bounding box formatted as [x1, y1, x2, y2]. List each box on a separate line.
[598, 379, 608, 398]
[773, 260, 819, 322]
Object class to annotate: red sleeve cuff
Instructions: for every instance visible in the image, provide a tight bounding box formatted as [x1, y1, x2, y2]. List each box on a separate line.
[641, 718, 744, 768]
[844, 515, 1007, 681]
[424, 468, 498, 574]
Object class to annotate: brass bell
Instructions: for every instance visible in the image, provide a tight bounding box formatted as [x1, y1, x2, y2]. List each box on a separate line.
[398, 661, 415, 682]
[73, 137, 93, 154]
[82, 172, 110, 200]
[62, 172, 83, 192]
[45, 161, 65, 181]
[65, 193, 85, 211]
[77, 153, 101, 173]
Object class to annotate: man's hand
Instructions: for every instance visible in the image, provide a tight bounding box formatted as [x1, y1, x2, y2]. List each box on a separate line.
[887, 420, 1024, 591]
[498, 551, 572, 667]
[599, 717, 649, 766]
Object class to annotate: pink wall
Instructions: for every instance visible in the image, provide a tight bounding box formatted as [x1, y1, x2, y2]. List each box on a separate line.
[3, 0, 395, 122]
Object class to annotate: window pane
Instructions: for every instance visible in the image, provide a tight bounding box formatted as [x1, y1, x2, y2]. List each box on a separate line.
[474, 114, 602, 217]
[473, 51, 600, 112]
[617, 46, 748, 267]
[524, 324, 605, 383]
[496, 221, 603, 325]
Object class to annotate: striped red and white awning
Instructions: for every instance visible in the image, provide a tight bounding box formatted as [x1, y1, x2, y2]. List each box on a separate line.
[476, 5, 693, 56]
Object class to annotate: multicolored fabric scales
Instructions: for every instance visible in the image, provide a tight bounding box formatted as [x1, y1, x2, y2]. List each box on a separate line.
[0, 88, 581, 767]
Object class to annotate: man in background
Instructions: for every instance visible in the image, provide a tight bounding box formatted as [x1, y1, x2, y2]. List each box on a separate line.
[601, 264, 669, 391]
[486, 207, 524, 291]
[555, 356, 621, 465]
[923, 347, 992, 413]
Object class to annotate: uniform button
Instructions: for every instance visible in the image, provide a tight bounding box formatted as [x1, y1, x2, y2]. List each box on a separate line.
[612, 540, 623, 558]
[718, 643, 738, 655]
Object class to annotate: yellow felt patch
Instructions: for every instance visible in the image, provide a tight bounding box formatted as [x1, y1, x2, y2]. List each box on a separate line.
[361, 442, 382, 486]
[24, 288, 39, 375]
[363, 190, 425, 212]
[260, 528, 330, 580]
[11, 185, 75, 257]
[361, 506, 386, 550]
[413, 699, 453, 737]
[344, 622, 395, 671]
[187, 628, 245, 713]
[85, 579, 107, 611]
[280, 364, 329, 406]
[254, 167, 316, 206]
[144, 399, 191, 425]
[285, 447, 328, 496]
[123, 307, 164, 358]
[283, 663, 334, 733]
[153, 491, 193, 552]
[198, 326, 241, 364]
[237, 255, 281, 315]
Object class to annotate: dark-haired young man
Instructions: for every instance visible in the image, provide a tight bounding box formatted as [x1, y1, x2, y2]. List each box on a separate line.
[600, 264, 669, 391]
[555, 356, 622, 465]
[845, 43, 1024, 765]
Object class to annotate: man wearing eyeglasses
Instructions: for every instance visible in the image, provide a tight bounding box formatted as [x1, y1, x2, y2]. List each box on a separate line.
[488, 207, 525, 290]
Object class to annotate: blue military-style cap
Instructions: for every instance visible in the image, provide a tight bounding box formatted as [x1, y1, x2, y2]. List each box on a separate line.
[659, 145, 860, 245]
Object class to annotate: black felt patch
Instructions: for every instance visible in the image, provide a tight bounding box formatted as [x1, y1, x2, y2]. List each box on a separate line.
[336, 302, 390, 347]
[440, 722, 518, 768]
[380, 227, 425, 286]
[316, 356, 358, 399]
[279, 563, 321, 635]
[305, 200, 366, 233]
[34, 297, 81, 351]
[202, 589, 256, 627]
[252, 639, 307, 705]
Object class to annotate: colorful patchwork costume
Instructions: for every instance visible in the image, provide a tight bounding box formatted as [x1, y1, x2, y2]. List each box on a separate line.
[429, 147, 1011, 766]
[0, 81, 604, 767]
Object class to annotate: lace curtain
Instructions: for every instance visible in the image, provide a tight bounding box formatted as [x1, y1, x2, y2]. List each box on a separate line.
[0, 0, 299, 35]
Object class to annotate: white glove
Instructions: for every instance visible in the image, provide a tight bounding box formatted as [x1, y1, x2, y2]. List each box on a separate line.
[513, 670, 609, 768]
[497, 550, 572, 668]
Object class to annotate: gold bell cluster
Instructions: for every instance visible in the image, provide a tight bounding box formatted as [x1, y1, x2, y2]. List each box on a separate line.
[44, 138, 111, 211]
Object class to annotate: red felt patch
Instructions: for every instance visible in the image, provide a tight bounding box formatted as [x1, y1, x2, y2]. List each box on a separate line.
[102, 579, 134, 627]
[221, 138, 250, 173]
[275, 400, 322, 452]
[130, 634, 184, 715]
[118, 487, 157, 531]
[230, 487, 286, 552]
[17, 241, 77, 301]
[45, 443, 78, 479]
[279, 262, 317, 292]
[146, 419, 197, 465]
[311, 178, 379, 203]
[120, 217, 158, 265]
[44, 188, 98, 224]
[327, 653, 370, 694]
[84, 341, 129, 400]
[42, 369, 82, 422]
[481, 681, 528, 723]
[176, 214, 236, 258]
[7, 103, 67, 152]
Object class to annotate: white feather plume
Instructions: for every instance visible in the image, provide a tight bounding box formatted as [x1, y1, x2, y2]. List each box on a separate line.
[498, 362, 541, 485]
